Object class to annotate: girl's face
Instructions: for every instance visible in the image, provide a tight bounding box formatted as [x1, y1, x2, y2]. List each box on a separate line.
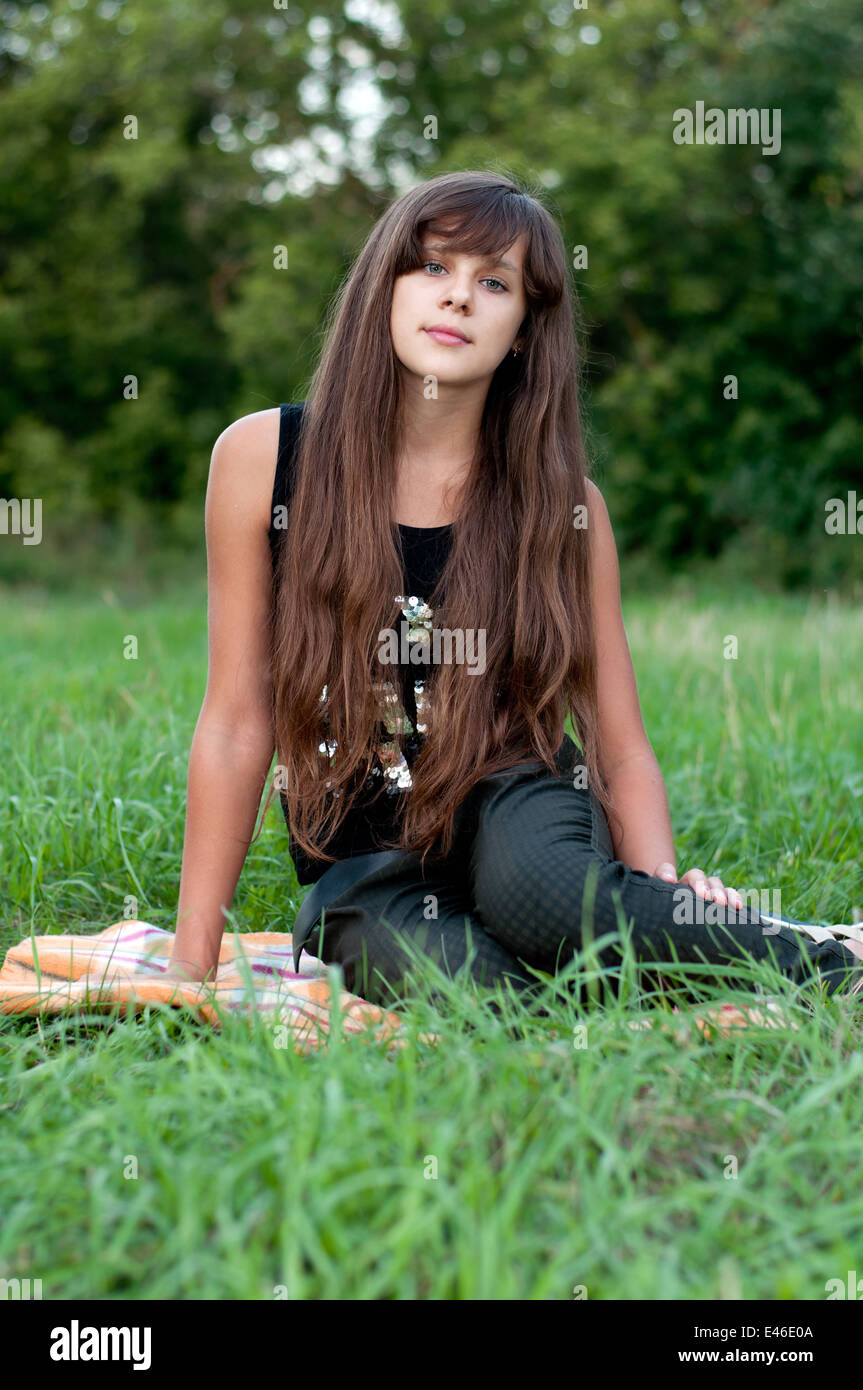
[389, 231, 528, 386]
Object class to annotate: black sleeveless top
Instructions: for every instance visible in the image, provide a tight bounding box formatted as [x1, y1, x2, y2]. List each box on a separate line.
[269, 402, 454, 884]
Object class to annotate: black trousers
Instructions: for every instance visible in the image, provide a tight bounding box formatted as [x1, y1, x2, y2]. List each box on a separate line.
[293, 735, 862, 1010]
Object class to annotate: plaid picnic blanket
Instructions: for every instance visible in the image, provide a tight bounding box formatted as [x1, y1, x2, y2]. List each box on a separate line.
[0, 920, 426, 1053]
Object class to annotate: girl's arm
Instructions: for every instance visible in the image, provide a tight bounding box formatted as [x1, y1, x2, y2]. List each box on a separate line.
[168, 408, 282, 982]
[585, 481, 741, 906]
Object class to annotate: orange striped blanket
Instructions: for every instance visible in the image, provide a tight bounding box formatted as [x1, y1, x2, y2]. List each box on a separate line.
[0, 920, 425, 1053]
[1, 917, 860, 1050]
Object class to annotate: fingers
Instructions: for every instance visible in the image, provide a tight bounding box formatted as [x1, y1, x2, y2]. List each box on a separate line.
[705, 875, 727, 906]
[704, 875, 745, 909]
[682, 869, 744, 910]
[682, 867, 710, 897]
[654, 864, 746, 911]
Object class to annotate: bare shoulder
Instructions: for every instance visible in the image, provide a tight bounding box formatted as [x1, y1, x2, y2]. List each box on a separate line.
[207, 407, 282, 535]
[584, 477, 608, 518]
[584, 478, 619, 575]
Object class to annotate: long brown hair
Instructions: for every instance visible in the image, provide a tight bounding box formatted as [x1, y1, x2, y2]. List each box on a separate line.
[264, 168, 615, 873]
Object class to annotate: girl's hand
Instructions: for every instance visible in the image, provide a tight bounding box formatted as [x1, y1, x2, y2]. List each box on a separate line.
[653, 862, 744, 911]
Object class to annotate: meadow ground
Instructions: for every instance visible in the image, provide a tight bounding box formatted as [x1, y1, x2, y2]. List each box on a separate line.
[1, 578, 862, 1300]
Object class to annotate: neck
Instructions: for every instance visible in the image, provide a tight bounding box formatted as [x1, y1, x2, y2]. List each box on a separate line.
[396, 378, 488, 476]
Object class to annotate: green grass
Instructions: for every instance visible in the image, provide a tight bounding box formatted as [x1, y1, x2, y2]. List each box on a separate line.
[1, 577, 862, 1300]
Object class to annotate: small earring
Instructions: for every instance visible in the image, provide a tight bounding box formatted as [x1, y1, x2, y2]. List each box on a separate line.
[512, 344, 521, 356]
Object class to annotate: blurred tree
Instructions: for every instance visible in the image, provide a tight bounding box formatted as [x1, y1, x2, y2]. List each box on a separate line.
[0, 0, 860, 589]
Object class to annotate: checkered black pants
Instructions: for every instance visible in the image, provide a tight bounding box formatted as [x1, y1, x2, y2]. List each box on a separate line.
[296, 737, 861, 1009]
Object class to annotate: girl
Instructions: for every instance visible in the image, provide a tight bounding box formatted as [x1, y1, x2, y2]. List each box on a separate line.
[166, 169, 863, 1013]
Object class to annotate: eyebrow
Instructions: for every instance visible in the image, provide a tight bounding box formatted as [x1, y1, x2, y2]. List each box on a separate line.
[422, 241, 520, 276]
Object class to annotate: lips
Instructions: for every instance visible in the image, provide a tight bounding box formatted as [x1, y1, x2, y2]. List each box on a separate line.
[424, 325, 471, 345]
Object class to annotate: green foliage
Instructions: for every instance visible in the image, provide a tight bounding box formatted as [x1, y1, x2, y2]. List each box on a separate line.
[0, 0, 861, 589]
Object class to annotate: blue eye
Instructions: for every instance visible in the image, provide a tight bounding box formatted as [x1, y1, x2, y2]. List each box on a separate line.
[421, 261, 508, 292]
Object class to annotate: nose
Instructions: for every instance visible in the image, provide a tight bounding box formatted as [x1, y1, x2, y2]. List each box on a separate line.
[438, 273, 473, 312]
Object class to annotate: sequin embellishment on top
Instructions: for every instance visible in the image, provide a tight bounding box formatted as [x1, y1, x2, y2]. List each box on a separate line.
[318, 593, 435, 797]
